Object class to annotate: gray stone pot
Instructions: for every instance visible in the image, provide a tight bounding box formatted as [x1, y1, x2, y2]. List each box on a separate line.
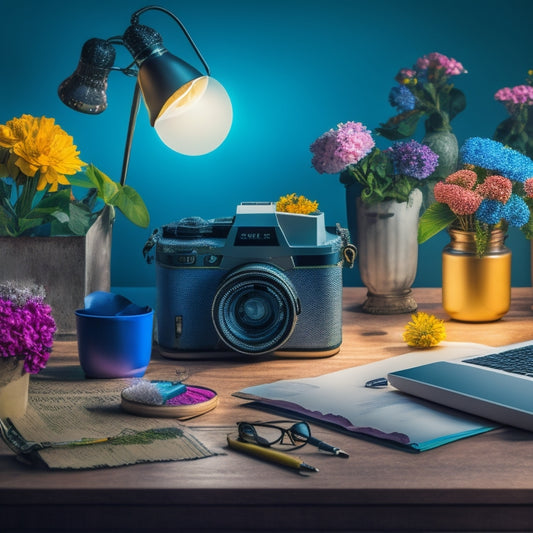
[355, 189, 423, 314]
[0, 206, 114, 336]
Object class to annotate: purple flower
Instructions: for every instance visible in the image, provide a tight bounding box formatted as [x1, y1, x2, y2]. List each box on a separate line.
[388, 140, 439, 180]
[0, 282, 56, 374]
[389, 85, 416, 112]
[310, 121, 375, 174]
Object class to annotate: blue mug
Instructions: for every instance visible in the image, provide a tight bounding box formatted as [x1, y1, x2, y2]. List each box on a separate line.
[75, 292, 154, 379]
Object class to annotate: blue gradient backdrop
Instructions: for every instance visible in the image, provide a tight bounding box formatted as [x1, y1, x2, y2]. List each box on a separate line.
[1, 0, 532, 290]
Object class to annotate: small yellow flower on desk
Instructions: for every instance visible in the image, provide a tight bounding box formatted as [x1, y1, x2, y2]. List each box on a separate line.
[276, 193, 319, 215]
[403, 312, 446, 348]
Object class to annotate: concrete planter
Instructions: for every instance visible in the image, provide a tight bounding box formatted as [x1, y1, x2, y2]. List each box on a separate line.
[0, 206, 114, 336]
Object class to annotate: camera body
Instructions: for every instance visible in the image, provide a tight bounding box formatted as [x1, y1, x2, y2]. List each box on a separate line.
[151, 202, 347, 358]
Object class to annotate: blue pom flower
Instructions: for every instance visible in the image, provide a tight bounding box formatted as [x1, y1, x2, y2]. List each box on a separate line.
[503, 194, 530, 227]
[460, 137, 533, 182]
[476, 199, 504, 225]
[388, 85, 416, 113]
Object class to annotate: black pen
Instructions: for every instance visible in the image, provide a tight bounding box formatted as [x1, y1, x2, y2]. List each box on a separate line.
[306, 435, 349, 458]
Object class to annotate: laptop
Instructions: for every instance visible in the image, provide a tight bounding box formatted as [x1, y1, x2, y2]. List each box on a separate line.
[387, 340, 533, 432]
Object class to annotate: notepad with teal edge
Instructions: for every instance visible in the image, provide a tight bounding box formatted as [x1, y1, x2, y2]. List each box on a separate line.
[234, 342, 499, 452]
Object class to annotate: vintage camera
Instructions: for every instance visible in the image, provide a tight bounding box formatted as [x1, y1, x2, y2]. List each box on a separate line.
[145, 202, 354, 358]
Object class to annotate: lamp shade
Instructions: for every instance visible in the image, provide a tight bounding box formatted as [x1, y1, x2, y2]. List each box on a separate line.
[58, 38, 116, 114]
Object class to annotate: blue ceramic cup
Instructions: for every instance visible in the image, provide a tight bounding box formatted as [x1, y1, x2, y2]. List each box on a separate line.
[75, 292, 154, 379]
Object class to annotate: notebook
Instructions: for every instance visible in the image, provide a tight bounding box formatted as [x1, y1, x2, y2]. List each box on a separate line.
[388, 340, 533, 432]
[234, 342, 499, 452]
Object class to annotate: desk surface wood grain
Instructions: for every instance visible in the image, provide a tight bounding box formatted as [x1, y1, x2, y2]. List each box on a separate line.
[2, 287, 533, 532]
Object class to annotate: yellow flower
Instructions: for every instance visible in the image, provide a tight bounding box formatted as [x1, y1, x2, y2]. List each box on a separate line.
[276, 193, 319, 214]
[1, 115, 85, 192]
[402, 312, 446, 348]
[0, 114, 38, 149]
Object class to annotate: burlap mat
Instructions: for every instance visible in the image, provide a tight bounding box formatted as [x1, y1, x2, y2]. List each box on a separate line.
[8, 366, 215, 470]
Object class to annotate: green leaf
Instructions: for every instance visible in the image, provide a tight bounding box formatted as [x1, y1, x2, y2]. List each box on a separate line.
[110, 185, 150, 228]
[376, 110, 424, 140]
[84, 164, 120, 203]
[418, 202, 456, 243]
[447, 88, 466, 121]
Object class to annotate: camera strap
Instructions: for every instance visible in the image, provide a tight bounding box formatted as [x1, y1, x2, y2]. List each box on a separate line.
[335, 223, 357, 269]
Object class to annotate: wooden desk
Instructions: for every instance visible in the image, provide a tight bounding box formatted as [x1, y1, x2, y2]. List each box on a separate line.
[2, 287, 533, 532]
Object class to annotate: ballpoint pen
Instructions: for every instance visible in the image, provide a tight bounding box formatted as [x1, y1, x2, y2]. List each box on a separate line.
[227, 435, 319, 472]
[306, 435, 349, 458]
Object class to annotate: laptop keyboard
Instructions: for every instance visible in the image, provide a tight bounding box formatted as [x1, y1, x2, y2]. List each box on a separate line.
[464, 345, 533, 377]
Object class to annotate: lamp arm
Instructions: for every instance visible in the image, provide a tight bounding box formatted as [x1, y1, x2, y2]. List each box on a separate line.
[120, 82, 142, 187]
[131, 5, 210, 76]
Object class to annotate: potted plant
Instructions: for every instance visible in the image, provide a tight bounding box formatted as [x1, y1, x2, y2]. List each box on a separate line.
[310, 121, 438, 313]
[0, 114, 150, 334]
[0, 281, 56, 418]
[418, 137, 533, 321]
[377, 52, 467, 185]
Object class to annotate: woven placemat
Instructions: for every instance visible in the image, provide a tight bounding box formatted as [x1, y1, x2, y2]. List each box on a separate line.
[8, 369, 215, 470]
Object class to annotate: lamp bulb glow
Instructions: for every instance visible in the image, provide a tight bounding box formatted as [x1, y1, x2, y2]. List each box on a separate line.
[154, 76, 232, 155]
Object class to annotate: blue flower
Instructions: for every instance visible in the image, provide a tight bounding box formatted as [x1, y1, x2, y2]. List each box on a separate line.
[476, 199, 504, 225]
[460, 137, 533, 182]
[503, 194, 530, 227]
[388, 85, 416, 113]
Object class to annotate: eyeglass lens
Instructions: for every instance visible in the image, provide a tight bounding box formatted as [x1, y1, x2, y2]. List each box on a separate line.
[238, 421, 311, 449]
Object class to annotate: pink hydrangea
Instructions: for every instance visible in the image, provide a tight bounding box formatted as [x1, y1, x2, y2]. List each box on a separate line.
[310, 121, 375, 174]
[415, 52, 466, 77]
[495, 85, 533, 106]
[475, 175, 513, 203]
[434, 181, 482, 215]
[445, 169, 478, 189]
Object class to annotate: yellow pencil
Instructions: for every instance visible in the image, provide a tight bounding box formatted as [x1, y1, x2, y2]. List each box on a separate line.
[227, 435, 319, 472]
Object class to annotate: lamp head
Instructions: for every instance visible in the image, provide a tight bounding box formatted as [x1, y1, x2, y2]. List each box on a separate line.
[58, 38, 116, 114]
[58, 7, 232, 156]
[122, 23, 232, 155]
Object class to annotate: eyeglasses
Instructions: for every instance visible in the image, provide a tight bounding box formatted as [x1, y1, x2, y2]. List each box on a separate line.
[237, 420, 311, 451]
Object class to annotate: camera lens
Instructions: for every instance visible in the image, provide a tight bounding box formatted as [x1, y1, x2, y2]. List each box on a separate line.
[212, 263, 301, 354]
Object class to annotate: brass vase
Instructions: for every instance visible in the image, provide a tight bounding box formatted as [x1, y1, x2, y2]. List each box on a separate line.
[442, 229, 511, 322]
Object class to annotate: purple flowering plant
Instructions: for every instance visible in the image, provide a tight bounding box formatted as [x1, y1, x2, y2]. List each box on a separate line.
[310, 121, 439, 204]
[0, 281, 56, 374]
[493, 70, 533, 158]
[377, 52, 467, 140]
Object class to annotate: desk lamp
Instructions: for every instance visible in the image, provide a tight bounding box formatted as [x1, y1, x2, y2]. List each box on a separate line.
[58, 5, 232, 185]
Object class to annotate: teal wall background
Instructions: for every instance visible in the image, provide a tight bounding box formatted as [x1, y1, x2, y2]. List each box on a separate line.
[2, 0, 532, 291]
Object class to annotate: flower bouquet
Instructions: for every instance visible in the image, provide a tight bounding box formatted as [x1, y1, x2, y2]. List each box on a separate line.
[377, 52, 467, 140]
[0, 281, 56, 374]
[493, 72, 533, 158]
[0, 114, 149, 237]
[310, 121, 439, 204]
[0, 281, 56, 418]
[418, 137, 533, 256]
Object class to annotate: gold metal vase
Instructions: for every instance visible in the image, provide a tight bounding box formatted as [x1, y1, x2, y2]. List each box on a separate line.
[442, 228, 511, 322]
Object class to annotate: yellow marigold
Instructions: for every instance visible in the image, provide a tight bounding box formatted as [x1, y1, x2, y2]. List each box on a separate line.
[402, 312, 446, 348]
[0, 115, 85, 192]
[276, 193, 319, 215]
